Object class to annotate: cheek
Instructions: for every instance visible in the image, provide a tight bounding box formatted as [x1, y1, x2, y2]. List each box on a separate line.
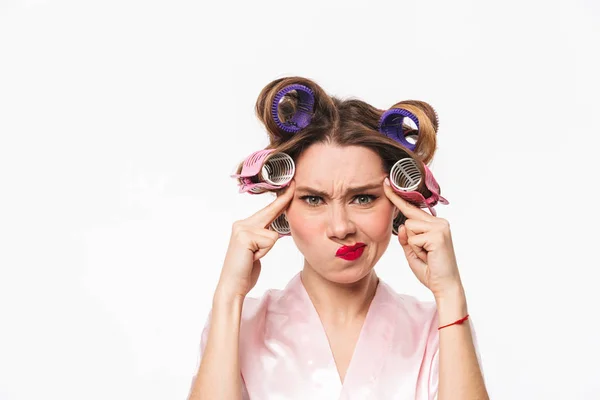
[287, 201, 394, 241]
[287, 209, 322, 243]
[358, 204, 395, 237]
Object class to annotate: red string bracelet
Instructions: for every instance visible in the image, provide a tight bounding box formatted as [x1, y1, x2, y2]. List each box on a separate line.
[438, 314, 469, 330]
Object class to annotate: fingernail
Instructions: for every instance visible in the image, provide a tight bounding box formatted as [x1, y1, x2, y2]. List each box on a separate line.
[384, 177, 390, 186]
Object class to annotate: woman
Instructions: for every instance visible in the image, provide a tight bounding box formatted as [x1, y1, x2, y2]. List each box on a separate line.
[188, 77, 488, 399]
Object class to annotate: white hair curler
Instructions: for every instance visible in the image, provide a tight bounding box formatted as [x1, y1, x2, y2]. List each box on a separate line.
[392, 212, 408, 235]
[232, 149, 295, 194]
[270, 213, 291, 236]
[389, 157, 449, 217]
[390, 158, 422, 192]
[232, 149, 295, 237]
[260, 152, 295, 188]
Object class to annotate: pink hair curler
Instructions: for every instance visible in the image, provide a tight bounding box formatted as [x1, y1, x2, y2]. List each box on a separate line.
[389, 158, 449, 216]
[232, 149, 294, 236]
[232, 149, 295, 194]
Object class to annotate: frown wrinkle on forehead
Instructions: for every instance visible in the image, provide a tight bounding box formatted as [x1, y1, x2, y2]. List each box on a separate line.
[293, 143, 388, 198]
[295, 182, 383, 199]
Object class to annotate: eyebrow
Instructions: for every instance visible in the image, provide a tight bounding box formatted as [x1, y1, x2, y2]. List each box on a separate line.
[295, 183, 382, 198]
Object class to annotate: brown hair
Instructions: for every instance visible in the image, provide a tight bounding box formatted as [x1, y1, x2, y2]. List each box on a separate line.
[239, 76, 441, 233]
[254, 76, 438, 165]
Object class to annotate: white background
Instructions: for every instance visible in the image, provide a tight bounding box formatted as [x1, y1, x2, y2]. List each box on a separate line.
[1, 0, 599, 399]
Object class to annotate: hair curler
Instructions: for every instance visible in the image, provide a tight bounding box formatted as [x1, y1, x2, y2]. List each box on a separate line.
[270, 213, 291, 236]
[271, 84, 315, 134]
[392, 212, 408, 235]
[378, 108, 420, 152]
[232, 149, 295, 194]
[389, 157, 449, 216]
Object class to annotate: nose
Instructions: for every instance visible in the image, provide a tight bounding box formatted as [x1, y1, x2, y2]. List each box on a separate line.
[325, 204, 356, 240]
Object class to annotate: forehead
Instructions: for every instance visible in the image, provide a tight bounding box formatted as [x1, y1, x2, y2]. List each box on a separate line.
[294, 143, 386, 185]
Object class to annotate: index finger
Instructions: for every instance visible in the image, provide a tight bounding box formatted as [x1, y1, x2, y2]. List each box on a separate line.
[383, 178, 436, 222]
[247, 180, 296, 228]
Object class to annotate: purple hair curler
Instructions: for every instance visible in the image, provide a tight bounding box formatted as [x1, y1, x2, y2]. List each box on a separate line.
[271, 84, 315, 134]
[389, 158, 449, 216]
[378, 108, 420, 152]
[231, 149, 295, 194]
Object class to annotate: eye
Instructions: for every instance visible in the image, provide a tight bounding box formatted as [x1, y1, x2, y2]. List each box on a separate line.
[353, 194, 377, 205]
[300, 195, 323, 207]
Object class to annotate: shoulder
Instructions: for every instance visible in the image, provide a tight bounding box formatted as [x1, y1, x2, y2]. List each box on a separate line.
[241, 277, 441, 329]
[239, 272, 308, 322]
[374, 279, 440, 361]
[240, 287, 284, 321]
[378, 279, 439, 324]
[199, 285, 287, 353]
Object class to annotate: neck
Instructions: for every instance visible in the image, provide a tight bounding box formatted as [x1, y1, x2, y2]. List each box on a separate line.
[300, 262, 379, 325]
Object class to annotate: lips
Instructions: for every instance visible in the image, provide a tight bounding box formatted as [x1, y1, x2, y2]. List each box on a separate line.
[336, 243, 366, 261]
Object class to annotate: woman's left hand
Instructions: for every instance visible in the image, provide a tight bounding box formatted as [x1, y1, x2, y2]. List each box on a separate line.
[383, 178, 464, 301]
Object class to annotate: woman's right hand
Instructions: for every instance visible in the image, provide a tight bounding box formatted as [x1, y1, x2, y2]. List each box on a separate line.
[215, 180, 295, 302]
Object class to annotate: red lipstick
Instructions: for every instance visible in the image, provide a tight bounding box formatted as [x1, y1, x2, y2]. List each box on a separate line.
[335, 243, 366, 261]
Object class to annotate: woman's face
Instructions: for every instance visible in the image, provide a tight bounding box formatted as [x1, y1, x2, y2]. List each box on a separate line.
[285, 143, 397, 284]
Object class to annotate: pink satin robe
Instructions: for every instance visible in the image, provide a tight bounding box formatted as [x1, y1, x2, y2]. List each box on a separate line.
[194, 273, 477, 399]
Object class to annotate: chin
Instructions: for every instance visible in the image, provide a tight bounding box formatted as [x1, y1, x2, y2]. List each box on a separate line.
[318, 261, 374, 286]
